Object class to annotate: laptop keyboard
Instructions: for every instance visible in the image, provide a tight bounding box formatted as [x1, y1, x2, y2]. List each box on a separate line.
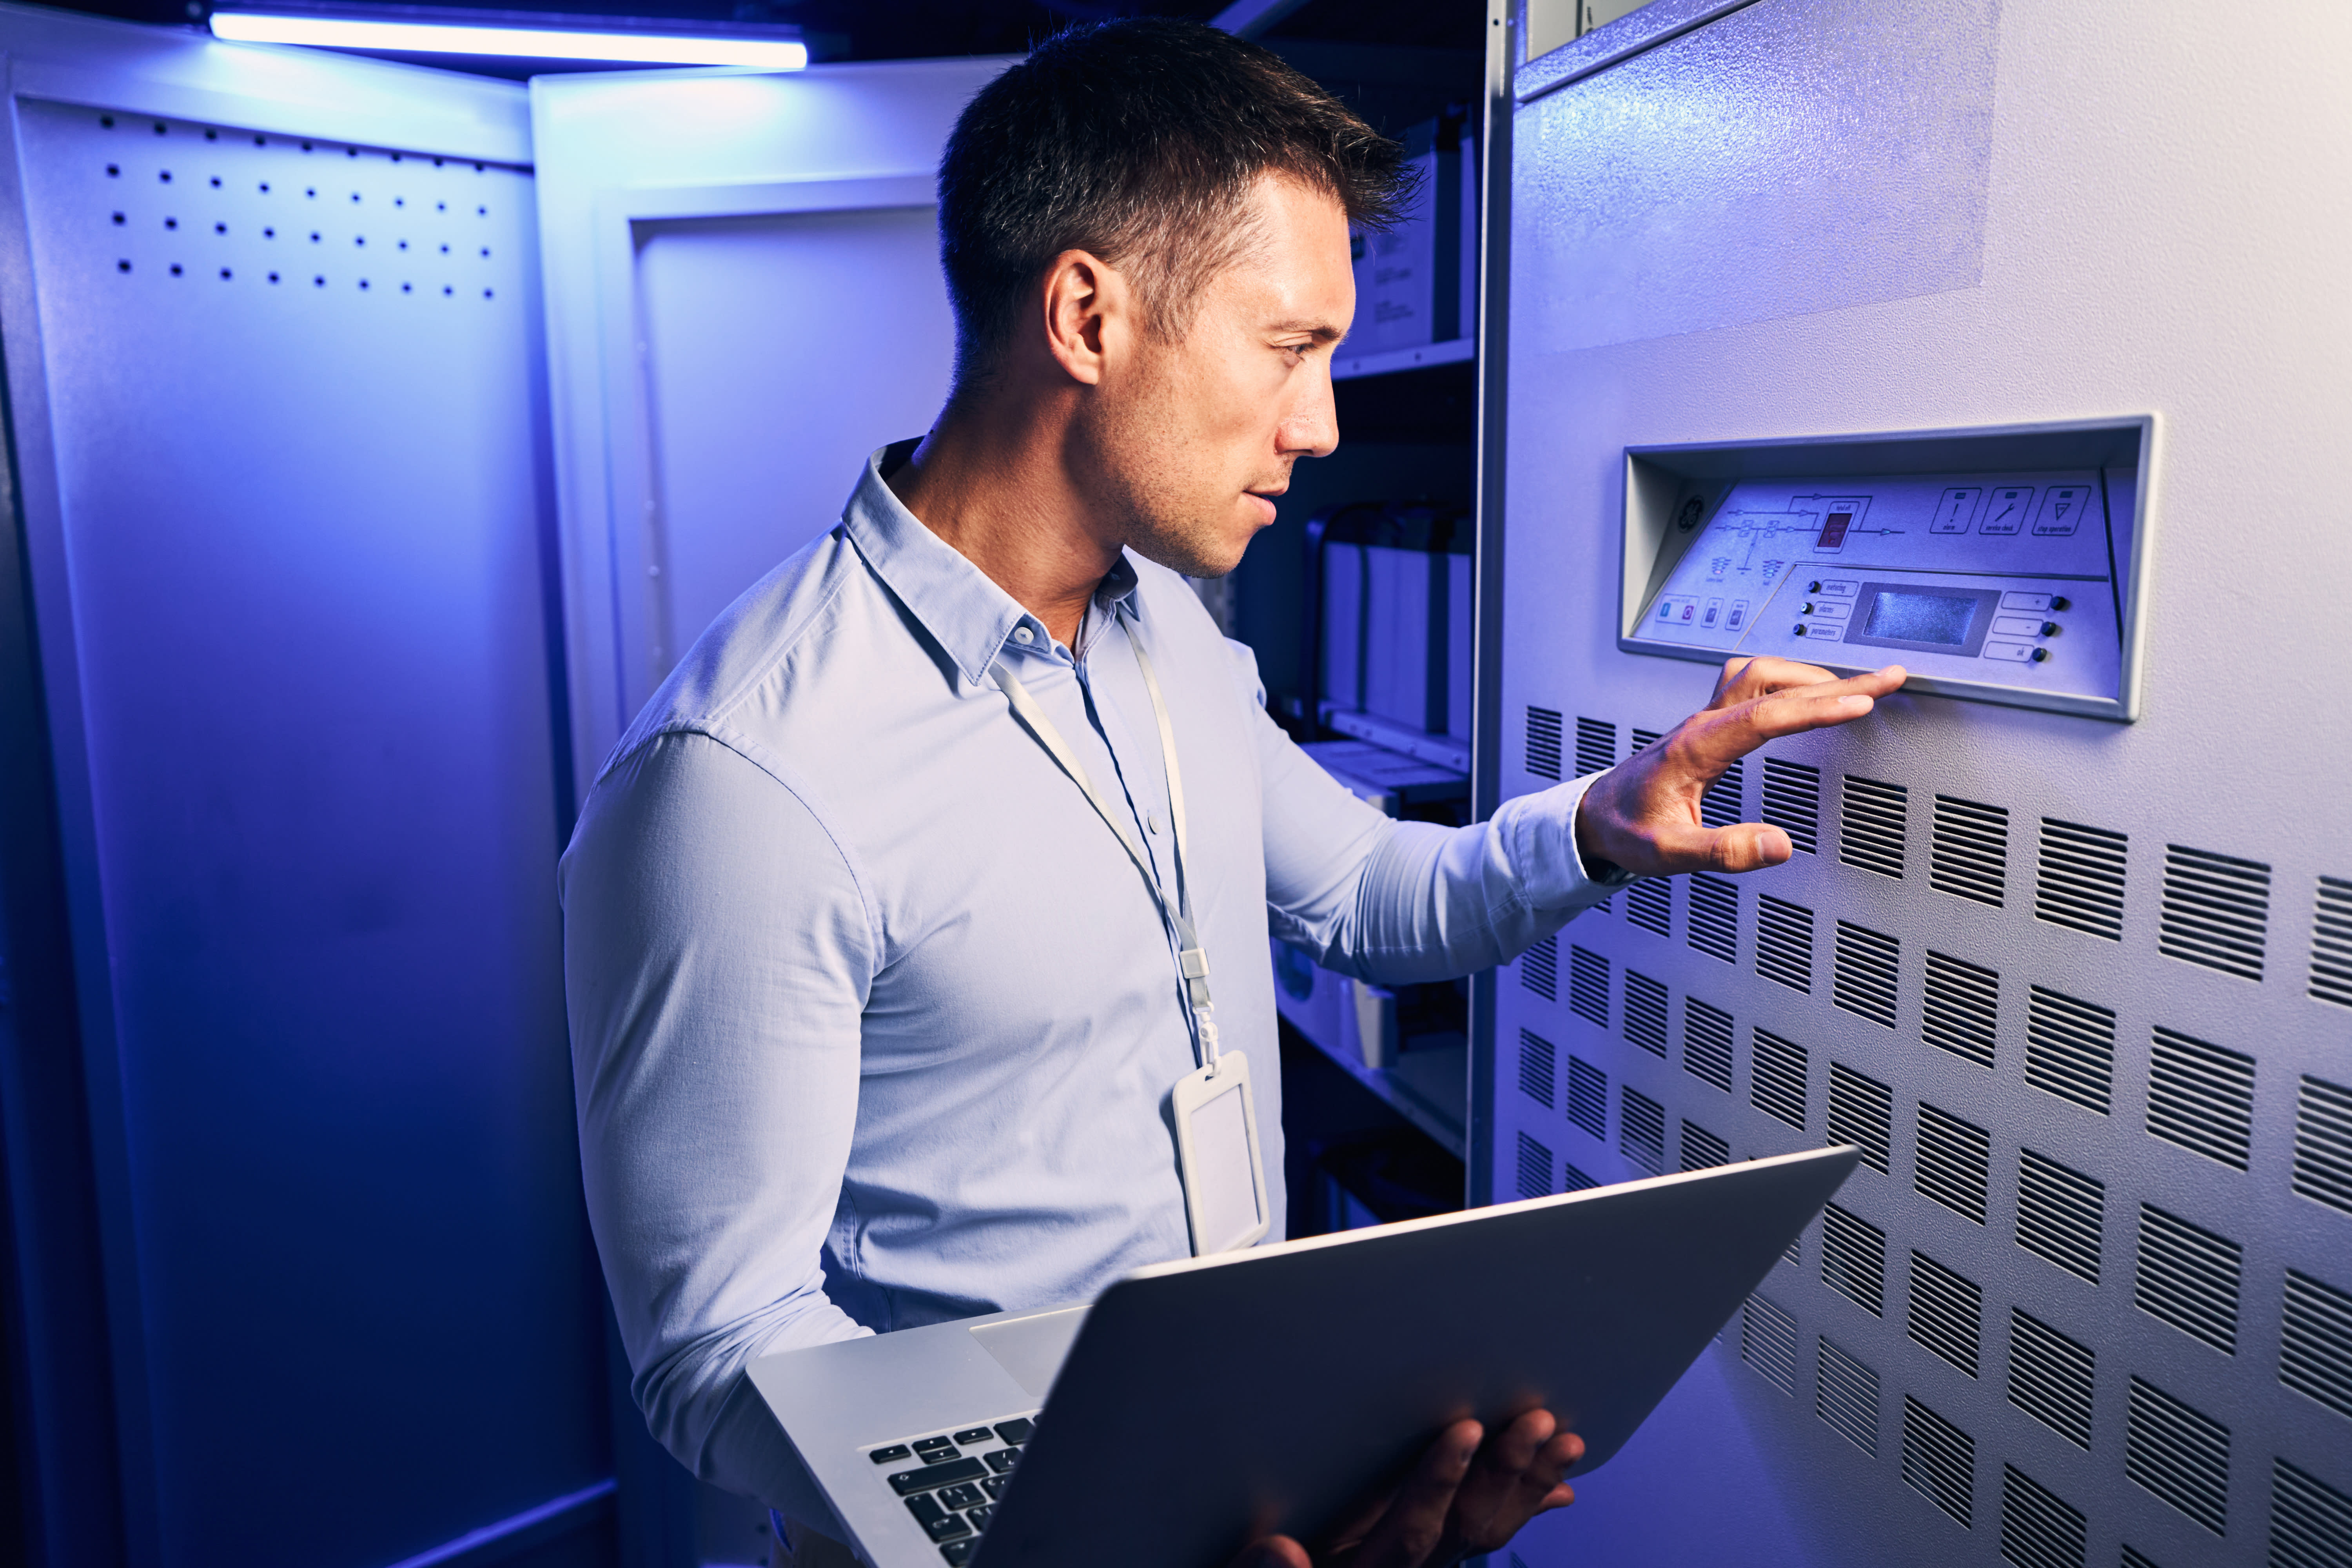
[864, 1413, 1037, 1564]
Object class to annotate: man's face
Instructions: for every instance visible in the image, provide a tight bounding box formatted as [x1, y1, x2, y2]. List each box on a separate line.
[1080, 174, 1353, 579]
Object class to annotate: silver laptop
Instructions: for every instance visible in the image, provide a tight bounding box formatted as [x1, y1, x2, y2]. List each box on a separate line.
[749, 1144, 1860, 1568]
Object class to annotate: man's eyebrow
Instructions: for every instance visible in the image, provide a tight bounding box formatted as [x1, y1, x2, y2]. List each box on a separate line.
[1269, 318, 1348, 343]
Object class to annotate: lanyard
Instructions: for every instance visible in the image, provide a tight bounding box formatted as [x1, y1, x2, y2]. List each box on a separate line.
[990, 605, 1219, 1066]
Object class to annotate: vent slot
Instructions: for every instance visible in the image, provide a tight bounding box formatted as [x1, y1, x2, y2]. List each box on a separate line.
[1680, 1120, 1729, 1172]
[2271, 1458, 2352, 1568]
[2293, 1074, 2352, 1216]
[1815, 1336, 1879, 1456]
[1568, 946, 1610, 1030]
[1833, 920, 1900, 1027]
[1999, 1466, 2085, 1568]
[1931, 794, 2009, 907]
[1741, 1294, 1797, 1395]
[2125, 1376, 2230, 1534]
[1828, 1062, 1892, 1173]
[2034, 818, 2127, 940]
[1520, 935, 1557, 1002]
[2146, 1025, 2255, 1169]
[1821, 1202, 1885, 1316]
[1561, 1160, 1597, 1192]
[1514, 1131, 1552, 1200]
[1687, 874, 1738, 963]
[1565, 1056, 1608, 1142]
[1751, 1027, 1809, 1131]
[1623, 970, 1668, 1057]
[2158, 843, 2270, 981]
[1629, 727, 1662, 757]
[1761, 758, 1820, 854]
[1682, 998, 1734, 1093]
[1516, 1028, 1555, 1109]
[2314, 876, 2352, 1009]
[2007, 1308, 2094, 1448]
[1526, 706, 1563, 781]
[1900, 1397, 1974, 1527]
[1915, 1102, 1990, 1223]
[1625, 877, 1671, 937]
[1620, 1085, 1664, 1176]
[2118, 1548, 2160, 1568]
[2025, 985, 2116, 1114]
[2134, 1203, 2242, 1355]
[1922, 950, 1998, 1068]
[1755, 895, 1814, 993]
[1907, 1250, 1984, 1377]
[1573, 716, 1617, 778]
[2016, 1149, 2105, 1283]
[1840, 775, 1909, 878]
[1701, 759, 1746, 830]
[2281, 1268, 2352, 1421]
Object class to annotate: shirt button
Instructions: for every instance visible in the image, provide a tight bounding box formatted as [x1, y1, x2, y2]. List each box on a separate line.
[1012, 626, 1034, 644]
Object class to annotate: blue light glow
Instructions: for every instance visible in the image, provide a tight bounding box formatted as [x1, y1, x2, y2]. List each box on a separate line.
[209, 11, 810, 68]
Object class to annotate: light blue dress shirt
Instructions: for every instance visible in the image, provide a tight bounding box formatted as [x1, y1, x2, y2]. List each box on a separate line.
[559, 444, 1629, 1516]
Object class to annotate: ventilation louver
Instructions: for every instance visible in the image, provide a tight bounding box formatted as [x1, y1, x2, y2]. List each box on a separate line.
[2007, 1308, 2094, 1448]
[1514, 1132, 1551, 1201]
[2016, 1149, 2105, 1283]
[2146, 1025, 2255, 1169]
[2313, 876, 2352, 1009]
[2293, 1074, 2352, 1217]
[2280, 1268, 2352, 1421]
[1815, 1337, 1879, 1456]
[1525, 706, 1562, 781]
[1568, 946, 1609, 1029]
[1907, 1251, 1983, 1377]
[1680, 1120, 1729, 1172]
[1931, 794, 2009, 906]
[1561, 1161, 1597, 1193]
[1840, 775, 1908, 878]
[1761, 757, 1820, 854]
[1565, 1056, 1607, 1141]
[1755, 895, 1814, 993]
[2135, 1204, 2242, 1355]
[1573, 717, 1617, 779]
[2270, 1457, 2352, 1568]
[2125, 1376, 2230, 1534]
[1742, 1294, 1797, 1395]
[1828, 1062, 1892, 1173]
[2035, 818, 2127, 940]
[1521, 935, 1557, 1002]
[1901, 1397, 1974, 1527]
[1688, 874, 1738, 962]
[1701, 759, 1746, 829]
[1620, 1086, 1664, 1176]
[1833, 920, 1900, 1027]
[2159, 844, 2270, 981]
[1999, 1466, 2085, 1568]
[2025, 985, 2116, 1114]
[1822, 1202, 1885, 1316]
[1751, 1027, 1809, 1130]
[1623, 970, 1668, 1057]
[1922, 950, 1998, 1068]
[1683, 998, 1734, 1093]
[1915, 1102, 1990, 1223]
[2118, 1548, 2160, 1568]
[1626, 877, 1671, 938]
[1517, 1029, 1555, 1109]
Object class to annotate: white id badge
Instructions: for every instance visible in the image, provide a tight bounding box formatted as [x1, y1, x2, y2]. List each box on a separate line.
[1170, 1051, 1272, 1256]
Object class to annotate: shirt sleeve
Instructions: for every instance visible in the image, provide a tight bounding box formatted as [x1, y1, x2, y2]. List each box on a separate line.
[559, 728, 875, 1522]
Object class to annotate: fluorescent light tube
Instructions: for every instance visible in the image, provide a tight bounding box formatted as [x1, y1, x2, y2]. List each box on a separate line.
[208, 10, 810, 68]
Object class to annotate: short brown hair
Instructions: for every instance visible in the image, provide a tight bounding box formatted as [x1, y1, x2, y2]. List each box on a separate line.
[937, 18, 1414, 389]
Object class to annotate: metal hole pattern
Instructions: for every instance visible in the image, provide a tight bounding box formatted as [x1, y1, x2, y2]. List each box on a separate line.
[1829, 1061, 1892, 1174]
[1751, 1026, 1809, 1131]
[1902, 1396, 1975, 1527]
[1922, 949, 2000, 1068]
[1620, 1085, 1665, 1176]
[1817, 1336, 1881, 1456]
[1514, 1131, 1551, 1200]
[2279, 1268, 2352, 1422]
[2000, 1464, 2087, 1568]
[2026, 985, 2117, 1115]
[2292, 1074, 2352, 1217]
[2035, 818, 2128, 941]
[2017, 1150, 2105, 1284]
[1756, 894, 1815, 993]
[1823, 1202, 1886, 1317]
[1833, 919, 1900, 1027]
[2145, 1025, 2256, 1170]
[1566, 1056, 1607, 1142]
[1623, 969, 1669, 1057]
[2134, 1204, 2242, 1356]
[1933, 793, 2010, 907]
[1626, 877, 1671, 938]
[1909, 1249, 1985, 1377]
[1702, 758, 1746, 830]
[1568, 944, 1610, 1029]
[1744, 1294, 1798, 1396]
[1682, 997, 1734, 1093]
[2270, 1457, 2352, 1568]
[1916, 1101, 1991, 1224]
[1521, 933, 1557, 1002]
[2158, 844, 2271, 982]
[1524, 706, 1562, 781]
[2007, 1308, 2095, 1448]
[2124, 1376, 2231, 1534]
[1680, 1119, 1730, 1172]
[1574, 715, 1617, 779]
[2312, 876, 2352, 1009]
[1516, 1028, 1555, 1109]
[1762, 757, 1821, 855]
[1688, 874, 1739, 963]
[1841, 775, 1909, 879]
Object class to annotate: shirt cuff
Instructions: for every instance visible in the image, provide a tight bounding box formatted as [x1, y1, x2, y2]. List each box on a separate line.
[1492, 770, 1644, 912]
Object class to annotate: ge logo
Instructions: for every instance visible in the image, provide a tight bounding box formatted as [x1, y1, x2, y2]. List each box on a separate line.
[1675, 496, 1705, 533]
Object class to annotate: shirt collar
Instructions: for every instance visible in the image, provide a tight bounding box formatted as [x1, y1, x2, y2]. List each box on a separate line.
[842, 441, 1147, 684]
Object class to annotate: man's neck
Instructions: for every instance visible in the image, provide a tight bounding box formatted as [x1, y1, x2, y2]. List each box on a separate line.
[886, 394, 1119, 651]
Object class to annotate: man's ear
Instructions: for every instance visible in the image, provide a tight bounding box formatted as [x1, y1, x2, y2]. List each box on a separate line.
[1037, 249, 1135, 387]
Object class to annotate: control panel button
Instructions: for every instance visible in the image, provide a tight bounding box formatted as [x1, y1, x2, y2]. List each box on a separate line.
[1701, 597, 1724, 629]
[1992, 614, 2049, 638]
[1804, 601, 1849, 620]
[1812, 580, 1857, 597]
[1982, 641, 2051, 664]
[1978, 487, 2033, 535]
[1726, 600, 1749, 631]
[1999, 592, 2053, 612]
[2051, 595, 2070, 611]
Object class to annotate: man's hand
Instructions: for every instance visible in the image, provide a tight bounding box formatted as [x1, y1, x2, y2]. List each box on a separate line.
[1225, 1410, 1583, 1568]
[1575, 656, 1907, 879]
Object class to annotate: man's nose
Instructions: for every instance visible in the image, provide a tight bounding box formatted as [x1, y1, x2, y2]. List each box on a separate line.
[1279, 368, 1340, 460]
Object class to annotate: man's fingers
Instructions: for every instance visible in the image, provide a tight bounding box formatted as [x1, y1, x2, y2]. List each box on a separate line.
[1678, 666, 1905, 777]
[1349, 1420, 1480, 1568]
[1708, 654, 1844, 708]
[1225, 1536, 1312, 1568]
[1448, 1422, 1587, 1555]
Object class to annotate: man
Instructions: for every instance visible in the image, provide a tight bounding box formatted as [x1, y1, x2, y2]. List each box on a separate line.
[560, 18, 1904, 1567]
